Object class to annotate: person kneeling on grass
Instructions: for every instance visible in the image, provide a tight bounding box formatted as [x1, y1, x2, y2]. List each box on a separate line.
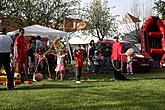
[73, 47, 83, 84]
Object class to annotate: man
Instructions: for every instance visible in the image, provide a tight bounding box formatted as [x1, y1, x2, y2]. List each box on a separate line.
[111, 36, 128, 80]
[88, 40, 96, 71]
[0, 27, 14, 89]
[15, 28, 27, 77]
[35, 36, 43, 52]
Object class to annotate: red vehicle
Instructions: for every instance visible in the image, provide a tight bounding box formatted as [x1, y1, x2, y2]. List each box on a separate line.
[96, 40, 153, 72]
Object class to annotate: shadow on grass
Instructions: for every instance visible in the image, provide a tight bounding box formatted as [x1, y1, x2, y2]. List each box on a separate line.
[5, 83, 97, 91]
[130, 77, 165, 81]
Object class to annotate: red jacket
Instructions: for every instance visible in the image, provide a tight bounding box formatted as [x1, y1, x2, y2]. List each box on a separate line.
[74, 51, 83, 67]
[15, 36, 26, 62]
[111, 42, 122, 60]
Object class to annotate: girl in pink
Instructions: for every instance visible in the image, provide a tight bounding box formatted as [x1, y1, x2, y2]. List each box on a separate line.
[126, 56, 133, 74]
[55, 50, 65, 80]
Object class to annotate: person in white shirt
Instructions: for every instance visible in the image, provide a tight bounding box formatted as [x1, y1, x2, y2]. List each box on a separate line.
[35, 36, 43, 52]
[0, 27, 14, 90]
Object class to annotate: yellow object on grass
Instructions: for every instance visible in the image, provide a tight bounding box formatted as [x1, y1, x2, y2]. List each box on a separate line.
[0, 75, 7, 85]
[14, 72, 21, 80]
[0, 68, 6, 74]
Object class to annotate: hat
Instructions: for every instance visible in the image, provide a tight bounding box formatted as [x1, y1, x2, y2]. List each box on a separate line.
[114, 36, 119, 39]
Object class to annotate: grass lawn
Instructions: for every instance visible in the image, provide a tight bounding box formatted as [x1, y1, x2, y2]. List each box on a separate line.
[0, 69, 165, 110]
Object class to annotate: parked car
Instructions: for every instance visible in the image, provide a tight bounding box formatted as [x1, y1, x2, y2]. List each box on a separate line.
[96, 40, 153, 72]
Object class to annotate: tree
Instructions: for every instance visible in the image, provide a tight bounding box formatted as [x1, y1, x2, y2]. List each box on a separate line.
[120, 0, 156, 43]
[82, 0, 118, 41]
[153, 0, 165, 20]
[0, 0, 80, 28]
[130, 0, 155, 20]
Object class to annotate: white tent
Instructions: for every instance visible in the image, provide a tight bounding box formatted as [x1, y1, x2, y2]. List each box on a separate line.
[68, 31, 99, 44]
[8, 24, 68, 42]
[8, 24, 72, 61]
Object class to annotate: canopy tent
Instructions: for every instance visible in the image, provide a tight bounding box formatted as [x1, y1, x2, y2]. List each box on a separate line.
[8, 24, 72, 61]
[8, 24, 67, 42]
[68, 31, 99, 44]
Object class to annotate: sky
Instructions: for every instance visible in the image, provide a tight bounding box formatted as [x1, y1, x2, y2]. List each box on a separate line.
[80, 0, 161, 20]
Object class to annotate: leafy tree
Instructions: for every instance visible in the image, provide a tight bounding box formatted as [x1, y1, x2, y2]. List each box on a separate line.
[153, 0, 165, 20]
[120, 0, 155, 43]
[82, 0, 118, 41]
[130, 0, 155, 20]
[0, 0, 80, 28]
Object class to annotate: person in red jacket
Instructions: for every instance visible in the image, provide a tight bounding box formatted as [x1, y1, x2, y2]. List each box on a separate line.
[14, 28, 27, 79]
[111, 36, 128, 80]
[73, 46, 83, 84]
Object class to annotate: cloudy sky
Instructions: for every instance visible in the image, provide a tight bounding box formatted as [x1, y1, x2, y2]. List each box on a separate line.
[80, 0, 159, 20]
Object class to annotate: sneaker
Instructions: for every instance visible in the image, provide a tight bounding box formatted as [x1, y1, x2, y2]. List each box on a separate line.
[59, 79, 63, 81]
[76, 81, 81, 84]
[130, 72, 133, 74]
[110, 78, 116, 81]
[6, 86, 14, 90]
[33, 77, 37, 82]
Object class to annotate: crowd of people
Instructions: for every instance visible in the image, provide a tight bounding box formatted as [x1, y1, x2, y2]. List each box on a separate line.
[0, 27, 54, 89]
[0, 26, 134, 90]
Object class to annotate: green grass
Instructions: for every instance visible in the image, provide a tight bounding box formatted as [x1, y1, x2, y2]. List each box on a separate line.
[1, 69, 165, 110]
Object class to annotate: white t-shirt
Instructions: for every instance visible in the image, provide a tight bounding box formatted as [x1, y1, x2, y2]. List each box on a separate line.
[56, 54, 65, 64]
[126, 56, 133, 64]
[0, 34, 13, 53]
[36, 39, 43, 50]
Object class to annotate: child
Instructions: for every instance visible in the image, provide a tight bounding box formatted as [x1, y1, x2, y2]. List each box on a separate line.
[55, 50, 65, 80]
[125, 48, 134, 75]
[126, 56, 133, 74]
[27, 39, 36, 74]
[35, 48, 44, 72]
[92, 51, 100, 73]
[73, 47, 83, 84]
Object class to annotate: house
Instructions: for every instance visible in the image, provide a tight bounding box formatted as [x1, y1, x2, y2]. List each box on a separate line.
[122, 13, 141, 24]
[57, 18, 88, 32]
[0, 18, 16, 32]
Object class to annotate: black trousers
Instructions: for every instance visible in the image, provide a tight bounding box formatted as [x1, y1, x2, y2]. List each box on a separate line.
[75, 67, 82, 81]
[0, 53, 14, 88]
[112, 60, 128, 80]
